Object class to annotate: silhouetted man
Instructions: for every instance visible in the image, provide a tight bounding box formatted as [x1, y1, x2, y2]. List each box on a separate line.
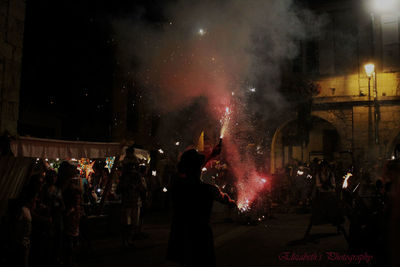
[167, 146, 236, 267]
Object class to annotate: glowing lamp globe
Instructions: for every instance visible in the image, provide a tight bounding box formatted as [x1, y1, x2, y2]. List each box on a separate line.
[364, 63, 375, 78]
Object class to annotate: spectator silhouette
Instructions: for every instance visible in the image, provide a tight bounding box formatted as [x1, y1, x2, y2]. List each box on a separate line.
[167, 147, 236, 267]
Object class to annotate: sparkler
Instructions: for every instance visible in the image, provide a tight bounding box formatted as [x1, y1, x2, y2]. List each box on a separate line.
[342, 173, 352, 189]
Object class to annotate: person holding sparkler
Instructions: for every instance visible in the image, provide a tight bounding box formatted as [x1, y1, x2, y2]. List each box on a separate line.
[166, 142, 236, 267]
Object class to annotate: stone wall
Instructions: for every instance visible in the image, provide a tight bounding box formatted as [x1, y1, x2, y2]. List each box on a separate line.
[0, 0, 25, 135]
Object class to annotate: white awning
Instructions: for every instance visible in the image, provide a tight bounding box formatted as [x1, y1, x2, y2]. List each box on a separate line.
[11, 137, 123, 159]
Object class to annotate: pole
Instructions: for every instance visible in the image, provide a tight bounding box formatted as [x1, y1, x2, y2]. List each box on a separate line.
[368, 77, 372, 150]
[373, 72, 379, 144]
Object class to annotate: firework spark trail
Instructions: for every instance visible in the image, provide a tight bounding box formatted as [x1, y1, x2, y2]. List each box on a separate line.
[220, 106, 232, 138]
[113, 0, 319, 212]
[223, 134, 268, 212]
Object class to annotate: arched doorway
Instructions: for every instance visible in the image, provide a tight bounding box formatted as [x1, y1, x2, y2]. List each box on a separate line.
[271, 116, 341, 173]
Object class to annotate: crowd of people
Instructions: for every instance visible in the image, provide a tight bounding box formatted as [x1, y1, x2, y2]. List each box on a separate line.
[274, 156, 400, 266]
[2, 139, 400, 267]
[3, 151, 152, 267]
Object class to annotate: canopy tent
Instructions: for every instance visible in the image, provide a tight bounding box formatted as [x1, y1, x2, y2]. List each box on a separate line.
[1, 137, 150, 216]
[11, 136, 123, 159]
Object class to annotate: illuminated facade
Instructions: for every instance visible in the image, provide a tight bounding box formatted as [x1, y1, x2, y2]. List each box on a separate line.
[271, 0, 400, 172]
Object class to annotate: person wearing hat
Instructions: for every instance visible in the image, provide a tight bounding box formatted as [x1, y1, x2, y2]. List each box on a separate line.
[166, 145, 236, 267]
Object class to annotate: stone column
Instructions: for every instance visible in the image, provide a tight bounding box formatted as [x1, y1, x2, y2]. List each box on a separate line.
[0, 0, 25, 135]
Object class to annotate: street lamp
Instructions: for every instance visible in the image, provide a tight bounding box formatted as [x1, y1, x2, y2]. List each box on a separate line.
[364, 63, 375, 78]
[364, 63, 379, 145]
[370, 0, 400, 14]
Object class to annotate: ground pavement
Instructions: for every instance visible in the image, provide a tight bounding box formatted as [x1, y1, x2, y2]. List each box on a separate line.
[77, 210, 355, 267]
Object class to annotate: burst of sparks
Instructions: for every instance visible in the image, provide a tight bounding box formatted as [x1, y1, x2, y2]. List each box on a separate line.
[237, 199, 250, 212]
[342, 173, 352, 189]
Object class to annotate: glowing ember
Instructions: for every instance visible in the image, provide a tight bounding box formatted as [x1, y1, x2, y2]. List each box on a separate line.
[342, 173, 352, 189]
[219, 106, 232, 138]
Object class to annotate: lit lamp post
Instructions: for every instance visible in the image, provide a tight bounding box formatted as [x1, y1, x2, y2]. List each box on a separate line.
[366, 0, 399, 151]
[364, 63, 379, 145]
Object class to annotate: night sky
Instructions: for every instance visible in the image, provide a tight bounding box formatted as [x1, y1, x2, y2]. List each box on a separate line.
[19, 0, 168, 141]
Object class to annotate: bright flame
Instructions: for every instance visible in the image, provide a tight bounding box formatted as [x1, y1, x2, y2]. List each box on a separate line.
[342, 173, 352, 189]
